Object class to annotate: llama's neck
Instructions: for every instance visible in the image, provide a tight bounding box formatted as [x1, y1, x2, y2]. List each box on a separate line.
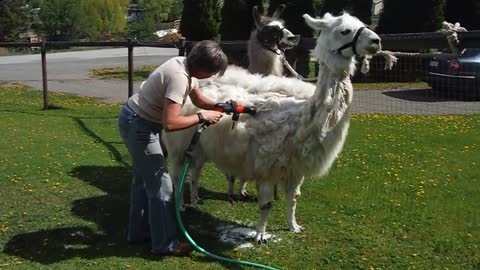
[248, 31, 284, 76]
[313, 44, 357, 77]
[294, 60, 353, 142]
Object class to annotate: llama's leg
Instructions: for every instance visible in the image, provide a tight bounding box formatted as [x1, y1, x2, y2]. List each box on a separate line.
[171, 158, 187, 211]
[285, 177, 305, 233]
[255, 181, 274, 244]
[273, 184, 279, 200]
[226, 174, 236, 203]
[239, 178, 249, 197]
[189, 156, 205, 205]
[228, 176, 249, 203]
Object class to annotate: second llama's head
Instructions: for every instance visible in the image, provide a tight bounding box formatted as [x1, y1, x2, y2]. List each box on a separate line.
[252, 4, 300, 51]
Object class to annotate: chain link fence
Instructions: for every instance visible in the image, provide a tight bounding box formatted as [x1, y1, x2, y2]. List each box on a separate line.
[184, 31, 480, 116]
[1, 31, 479, 114]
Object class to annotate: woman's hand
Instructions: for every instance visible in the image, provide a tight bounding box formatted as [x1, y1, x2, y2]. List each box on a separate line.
[199, 110, 223, 124]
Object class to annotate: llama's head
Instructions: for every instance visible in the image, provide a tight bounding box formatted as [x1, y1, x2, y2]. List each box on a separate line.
[303, 12, 381, 75]
[252, 5, 300, 51]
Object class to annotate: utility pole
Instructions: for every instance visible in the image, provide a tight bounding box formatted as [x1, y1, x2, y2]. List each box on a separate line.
[128, 0, 146, 39]
[371, 0, 383, 28]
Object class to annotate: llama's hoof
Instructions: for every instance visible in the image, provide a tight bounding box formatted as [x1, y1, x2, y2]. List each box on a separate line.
[228, 195, 236, 204]
[240, 190, 249, 197]
[190, 196, 203, 205]
[194, 196, 204, 205]
[255, 233, 268, 244]
[290, 224, 304, 233]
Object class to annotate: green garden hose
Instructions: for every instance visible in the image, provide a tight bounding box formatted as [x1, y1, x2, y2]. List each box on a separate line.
[174, 149, 280, 270]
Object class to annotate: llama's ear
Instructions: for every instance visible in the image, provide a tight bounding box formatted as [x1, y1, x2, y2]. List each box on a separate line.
[272, 4, 286, 19]
[303, 14, 329, 31]
[322, 12, 334, 20]
[252, 6, 263, 29]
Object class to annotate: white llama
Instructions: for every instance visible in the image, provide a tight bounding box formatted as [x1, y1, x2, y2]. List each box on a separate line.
[226, 4, 300, 201]
[184, 4, 301, 204]
[165, 12, 381, 243]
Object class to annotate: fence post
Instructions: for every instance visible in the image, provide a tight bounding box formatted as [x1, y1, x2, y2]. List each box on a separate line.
[41, 39, 49, 109]
[178, 37, 186, 56]
[128, 38, 134, 98]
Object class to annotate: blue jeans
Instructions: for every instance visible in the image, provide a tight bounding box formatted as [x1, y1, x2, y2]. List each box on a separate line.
[118, 104, 177, 254]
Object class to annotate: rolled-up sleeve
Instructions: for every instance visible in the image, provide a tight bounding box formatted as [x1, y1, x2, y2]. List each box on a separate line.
[164, 73, 189, 105]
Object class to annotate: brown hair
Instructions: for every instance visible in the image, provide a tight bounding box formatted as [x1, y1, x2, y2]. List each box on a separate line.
[186, 40, 228, 76]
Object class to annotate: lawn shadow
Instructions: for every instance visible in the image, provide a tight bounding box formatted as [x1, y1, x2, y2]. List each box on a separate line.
[4, 165, 247, 269]
[46, 104, 64, 110]
[383, 88, 478, 102]
[382, 88, 446, 102]
[197, 186, 257, 204]
[72, 117, 129, 167]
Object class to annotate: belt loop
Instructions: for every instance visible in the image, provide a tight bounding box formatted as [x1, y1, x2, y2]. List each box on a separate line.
[124, 103, 137, 116]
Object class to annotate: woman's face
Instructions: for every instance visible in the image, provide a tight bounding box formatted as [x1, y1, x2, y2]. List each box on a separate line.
[191, 70, 216, 79]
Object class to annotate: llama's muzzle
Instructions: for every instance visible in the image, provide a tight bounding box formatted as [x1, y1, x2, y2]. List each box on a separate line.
[280, 34, 300, 49]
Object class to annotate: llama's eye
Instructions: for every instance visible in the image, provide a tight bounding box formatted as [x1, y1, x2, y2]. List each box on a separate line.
[340, 29, 351, 35]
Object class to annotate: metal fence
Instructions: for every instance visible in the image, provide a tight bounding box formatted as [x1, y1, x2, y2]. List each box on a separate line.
[1, 31, 479, 114]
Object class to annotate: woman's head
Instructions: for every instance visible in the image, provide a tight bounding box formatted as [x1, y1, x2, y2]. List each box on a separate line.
[186, 40, 228, 79]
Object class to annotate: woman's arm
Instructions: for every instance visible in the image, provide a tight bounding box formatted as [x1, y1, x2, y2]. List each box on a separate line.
[163, 99, 200, 132]
[189, 87, 216, 110]
[163, 98, 223, 132]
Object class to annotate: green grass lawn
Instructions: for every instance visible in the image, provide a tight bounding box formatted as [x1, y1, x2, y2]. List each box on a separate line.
[1, 84, 479, 269]
[90, 65, 157, 81]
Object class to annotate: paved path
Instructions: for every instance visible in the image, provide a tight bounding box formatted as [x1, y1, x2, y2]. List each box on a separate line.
[353, 89, 480, 115]
[1, 48, 479, 114]
[0, 47, 177, 103]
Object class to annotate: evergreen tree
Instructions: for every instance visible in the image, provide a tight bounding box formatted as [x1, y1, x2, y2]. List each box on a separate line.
[352, 0, 372, 25]
[219, 0, 263, 41]
[96, 0, 128, 36]
[0, 0, 29, 42]
[269, 0, 314, 38]
[79, 0, 128, 39]
[313, 0, 324, 14]
[427, 0, 445, 32]
[445, 0, 480, 30]
[167, 0, 183, 21]
[320, 0, 352, 15]
[377, 0, 445, 34]
[38, 0, 83, 40]
[180, 0, 221, 41]
[79, 0, 102, 38]
[128, 0, 177, 40]
[27, 0, 43, 8]
[319, 0, 371, 24]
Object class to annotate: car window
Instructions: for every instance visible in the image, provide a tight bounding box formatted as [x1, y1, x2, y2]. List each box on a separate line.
[461, 48, 480, 57]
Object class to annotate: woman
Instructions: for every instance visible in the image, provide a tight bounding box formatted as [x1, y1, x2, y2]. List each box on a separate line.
[118, 40, 228, 256]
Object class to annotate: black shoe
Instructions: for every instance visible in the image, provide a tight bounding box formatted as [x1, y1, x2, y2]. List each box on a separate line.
[127, 237, 151, 245]
[152, 241, 193, 257]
